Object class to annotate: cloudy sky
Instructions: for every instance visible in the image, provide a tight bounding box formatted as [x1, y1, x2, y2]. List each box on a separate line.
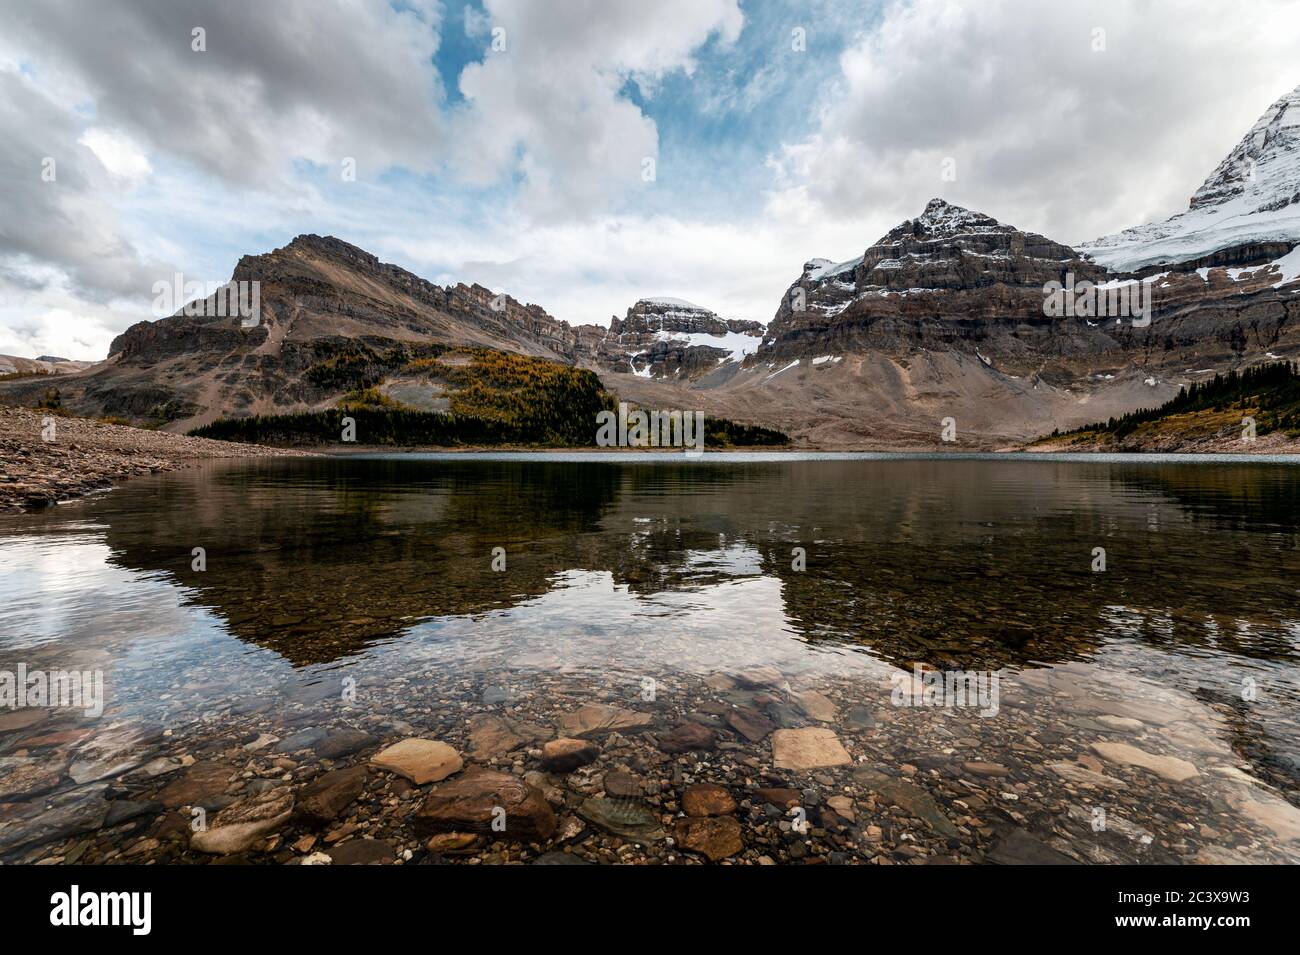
[3, 0, 1299, 360]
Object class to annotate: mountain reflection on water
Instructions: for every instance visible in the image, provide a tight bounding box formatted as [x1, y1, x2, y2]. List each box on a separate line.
[4, 454, 1297, 676]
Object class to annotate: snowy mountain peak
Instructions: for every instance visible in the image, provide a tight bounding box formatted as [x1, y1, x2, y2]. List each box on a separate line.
[905, 198, 1002, 237]
[635, 296, 707, 312]
[1082, 84, 1300, 273]
[1190, 85, 1300, 211]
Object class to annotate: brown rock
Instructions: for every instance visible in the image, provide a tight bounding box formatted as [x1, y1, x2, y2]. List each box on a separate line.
[313, 728, 377, 760]
[426, 832, 481, 854]
[326, 838, 396, 865]
[1089, 742, 1199, 783]
[0, 709, 50, 734]
[683, 783, 737, 817]
[17, 728, 94, 749]
[1046, 761, 1127, 790]
[962, 761, 1010, 778]
[733, 666, 784, 689]
[826, 795, 856, 821]
[469, 714, 552, 758]
[793, 689, 837, 722]
[0, 757, 65, 801]
[190, 788, 294, 855]
[297, 765, 367, 826]
[753, 787, 801, 808]
[156, 761, 236, 808]
[675, 816, 744, 861]
[602, 770, 644, 799]
[578, 797, 665, 845]
[369, 738, 463, 785]
[771, 727, 852, 771]
[556, 704, 652, 738]
[541, 738, 598, 773]
[657, 722, 717, 754]
[413, 768, 556, 841]
[725, 707, 776, 742]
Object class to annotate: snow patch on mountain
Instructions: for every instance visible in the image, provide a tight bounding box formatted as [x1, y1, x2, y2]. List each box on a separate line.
[637, 296, 707, 311]
[805, 257, 860, 282]
[653, 328, 761, 363]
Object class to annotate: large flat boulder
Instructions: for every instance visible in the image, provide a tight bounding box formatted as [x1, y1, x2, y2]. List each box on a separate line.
[770, 727, 851, 771]
[296, 766, 368, 826]
[413, 768, 556, 841]
[369, 738, 463, 785]
[556, 704, 652, 739]
[190, 788, 294, 855]
[1090, 742, 1199, 783]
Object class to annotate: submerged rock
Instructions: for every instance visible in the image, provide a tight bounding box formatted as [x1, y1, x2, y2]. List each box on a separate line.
[577, 797, 664, 845]
[793, 690, 837, 722]
[1090, 742, 1199, 782]
[326, 838, 395, 865]
[675, 816, 744, 861]
[0, 757, 65, 801]
[156, 761, 237, 809]
[657, 722, 716, 754]
[682, 783, 737, 818]
[313, 728, 377, 760]
[296, 766, 368, 826]
[986, 829, 1080, 865]
[369, 738, 463, 785]
[770, 727, 851, 771]
[541, 738, 598, 773]
[414, 768, 556, 841]
[867, 776, 959, 840]
[726, 707, 776, 743]
[191, 788, 294, 855]
[469, 714, 552, 758]
[556, 704, 652, 738]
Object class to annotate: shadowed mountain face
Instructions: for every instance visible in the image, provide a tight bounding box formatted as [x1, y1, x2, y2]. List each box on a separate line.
[10, 455, 1296, 671]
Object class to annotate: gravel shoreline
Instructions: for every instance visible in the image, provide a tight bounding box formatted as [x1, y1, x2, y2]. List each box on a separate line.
[0, 407, 310, 512]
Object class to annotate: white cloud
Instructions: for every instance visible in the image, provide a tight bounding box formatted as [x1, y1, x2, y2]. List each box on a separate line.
[78, 128, 152, 185]
[0, 267, 137, 361]
[0, 0, 448, 187]
[451, 0, 743, 220]
[767, 0, 1300, 246]
[389, 211, 868, 329]
[0, 68, 171, 302]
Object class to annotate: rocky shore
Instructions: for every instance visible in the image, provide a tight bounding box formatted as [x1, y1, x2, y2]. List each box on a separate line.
[1028, 426, 1300, 455]
[2, 655, 1296, 866]
[0, 406, 307, 511]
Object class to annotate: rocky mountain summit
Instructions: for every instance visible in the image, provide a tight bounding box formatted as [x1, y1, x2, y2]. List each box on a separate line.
[764, 198, 1108, 363]
[588, 298, 765, 380]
